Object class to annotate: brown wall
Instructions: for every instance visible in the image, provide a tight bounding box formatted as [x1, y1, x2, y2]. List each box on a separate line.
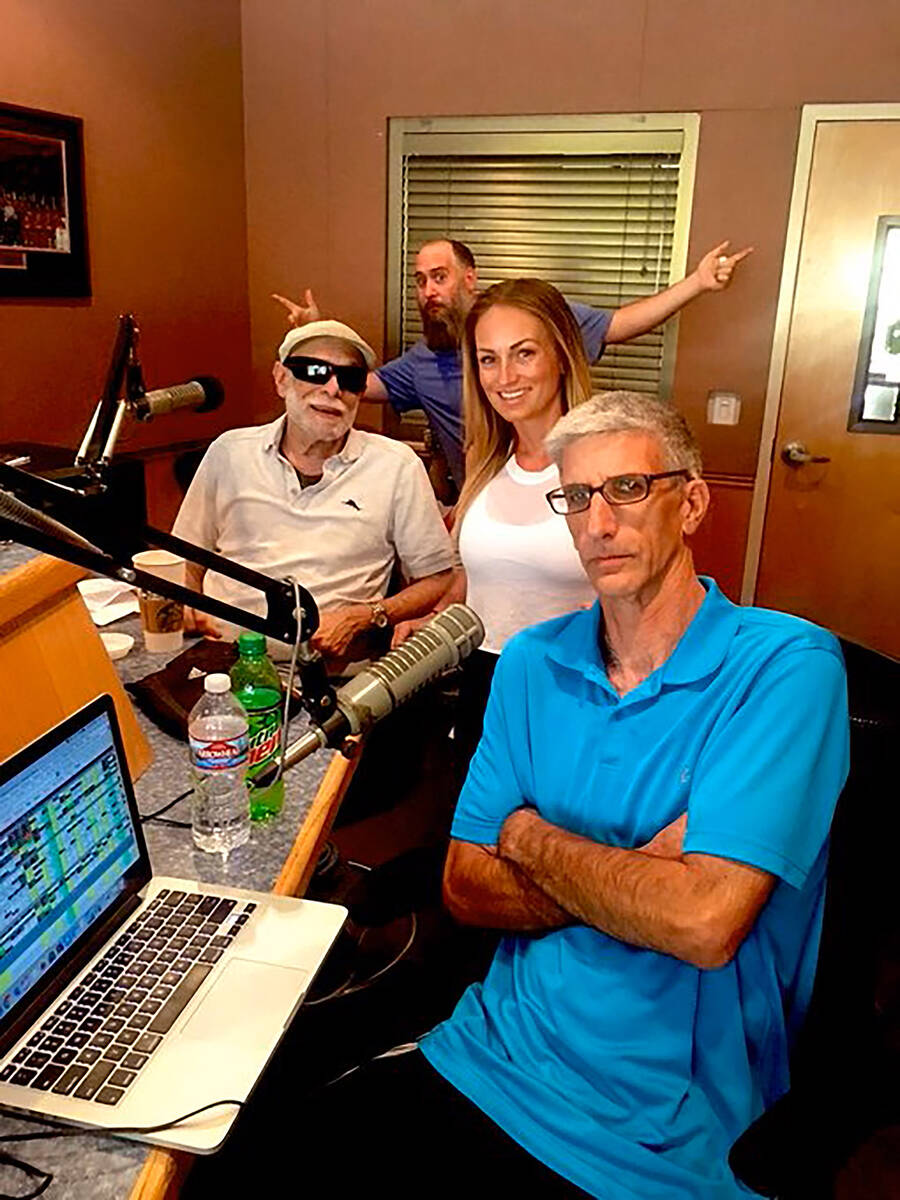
[240, 0, 900, 593]
[0, 0, 251, 460]
[5, 1, 895, 590]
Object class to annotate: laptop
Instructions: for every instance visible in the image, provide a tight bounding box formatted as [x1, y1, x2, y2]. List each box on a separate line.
[0, 693, 346, 1153]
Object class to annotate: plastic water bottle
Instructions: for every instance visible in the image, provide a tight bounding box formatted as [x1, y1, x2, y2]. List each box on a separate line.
[188, 673, 250, 860]
[230, 632, 285, 820]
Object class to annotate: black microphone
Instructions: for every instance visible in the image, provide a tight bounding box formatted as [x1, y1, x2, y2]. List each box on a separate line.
[131, 376, 224, 421]
[257, 603, 484, 783]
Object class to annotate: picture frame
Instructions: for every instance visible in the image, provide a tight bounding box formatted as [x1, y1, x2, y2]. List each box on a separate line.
[0, 101, 90, 298]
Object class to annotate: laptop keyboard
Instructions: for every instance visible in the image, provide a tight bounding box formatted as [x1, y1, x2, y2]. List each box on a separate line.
[0, 889, 256, 1107]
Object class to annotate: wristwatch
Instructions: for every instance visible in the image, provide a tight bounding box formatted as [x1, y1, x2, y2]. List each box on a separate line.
[366, 599, 390, 629]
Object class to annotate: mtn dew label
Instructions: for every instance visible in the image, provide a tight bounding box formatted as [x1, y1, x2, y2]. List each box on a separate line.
[231, 632, 286, 821]
[246, 694, 281, 771]
[234, 685, 284, 820]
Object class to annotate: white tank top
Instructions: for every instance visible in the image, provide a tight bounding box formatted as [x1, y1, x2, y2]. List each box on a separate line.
[458, 456, 596, 653]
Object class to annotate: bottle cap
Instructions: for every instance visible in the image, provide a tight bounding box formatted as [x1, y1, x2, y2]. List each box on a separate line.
[237, 632, 267, 656]
[204, 673, 232, 693]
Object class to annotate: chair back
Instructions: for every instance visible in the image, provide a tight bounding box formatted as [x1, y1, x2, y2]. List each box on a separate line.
[730, 638, 900, 1196]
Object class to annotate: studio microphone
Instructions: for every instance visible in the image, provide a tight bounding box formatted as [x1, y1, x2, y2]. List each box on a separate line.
[130, 376, 224, 421]
[258, 603, 484, 783]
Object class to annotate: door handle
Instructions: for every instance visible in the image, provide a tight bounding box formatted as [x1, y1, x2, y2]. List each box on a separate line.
[781, 441, 831, 467]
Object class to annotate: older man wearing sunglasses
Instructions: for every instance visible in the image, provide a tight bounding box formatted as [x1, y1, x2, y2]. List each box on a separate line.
[172, 320, 454, 665]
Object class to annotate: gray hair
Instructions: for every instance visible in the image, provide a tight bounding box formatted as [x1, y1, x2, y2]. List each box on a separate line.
[544, 391, 703, 477]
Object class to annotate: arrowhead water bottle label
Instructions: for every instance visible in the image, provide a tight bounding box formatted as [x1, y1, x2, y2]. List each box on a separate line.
[189, 733, 248, 771]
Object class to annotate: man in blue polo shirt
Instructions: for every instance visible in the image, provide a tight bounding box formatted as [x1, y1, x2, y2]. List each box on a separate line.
[415, 392, 848, 1197]
[184, 392, 847, 1199]
[273, 238, 752, 489]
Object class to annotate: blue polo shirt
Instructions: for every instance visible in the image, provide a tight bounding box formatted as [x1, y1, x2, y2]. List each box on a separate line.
[421, 580, 848, 1199]
[376, 301, 612, 487]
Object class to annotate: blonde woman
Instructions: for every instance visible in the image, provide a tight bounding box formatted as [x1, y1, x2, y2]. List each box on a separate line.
[398, 278, 597, 771]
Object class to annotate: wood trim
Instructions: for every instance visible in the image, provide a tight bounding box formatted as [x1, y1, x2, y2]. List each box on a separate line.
[273, 750, 360, 898]
[0, 554, 86, 632]
[118, 437, 212, 464]
[0, 554, 152, 779]
[127, 750, 360, 1200]
[127, 1148, 194, 1200]
[689, 474, 756, 602]
[702, 472, 754, 490]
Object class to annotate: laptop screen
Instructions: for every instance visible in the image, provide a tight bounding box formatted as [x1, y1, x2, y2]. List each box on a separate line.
[0, 704, 143, 1018]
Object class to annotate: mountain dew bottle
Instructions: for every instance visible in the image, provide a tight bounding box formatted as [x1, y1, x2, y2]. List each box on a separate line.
[230, 632, 284, 820]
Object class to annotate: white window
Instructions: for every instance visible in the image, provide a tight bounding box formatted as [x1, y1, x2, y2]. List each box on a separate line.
[386, 113, 699, 424]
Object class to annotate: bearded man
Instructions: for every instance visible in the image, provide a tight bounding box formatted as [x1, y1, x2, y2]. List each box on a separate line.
[274, 238, 751, 489]
[172, 320, 454, 666]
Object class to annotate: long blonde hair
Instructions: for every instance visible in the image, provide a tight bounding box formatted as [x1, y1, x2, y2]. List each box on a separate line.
[455, 278, 593, 527]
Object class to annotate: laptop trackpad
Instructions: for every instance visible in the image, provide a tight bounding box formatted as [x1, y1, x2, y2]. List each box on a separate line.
[180, 958, 309, 1046]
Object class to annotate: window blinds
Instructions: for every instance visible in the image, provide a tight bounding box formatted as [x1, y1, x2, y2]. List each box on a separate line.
[399, 152, 681, 393]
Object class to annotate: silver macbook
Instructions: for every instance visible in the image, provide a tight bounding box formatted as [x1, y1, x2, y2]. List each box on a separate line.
[0, 694, 346, 1153]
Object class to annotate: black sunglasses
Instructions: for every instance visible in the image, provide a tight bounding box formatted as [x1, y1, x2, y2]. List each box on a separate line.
[282, 356, 368, 394]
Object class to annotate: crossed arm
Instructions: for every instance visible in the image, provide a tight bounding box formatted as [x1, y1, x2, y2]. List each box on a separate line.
[444, 807, 775, 971]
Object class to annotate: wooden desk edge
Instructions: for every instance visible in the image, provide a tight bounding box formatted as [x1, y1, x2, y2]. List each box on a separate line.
[128, 750, 359, 1200]
[0, 553, 88, 632]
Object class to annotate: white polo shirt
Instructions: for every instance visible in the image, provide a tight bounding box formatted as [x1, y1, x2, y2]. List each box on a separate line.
[172, 417, 454, 636]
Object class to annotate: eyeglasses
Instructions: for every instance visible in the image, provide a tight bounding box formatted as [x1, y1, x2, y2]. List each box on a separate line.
[282, 356, 368, 395]
[545, 470, 690, 515]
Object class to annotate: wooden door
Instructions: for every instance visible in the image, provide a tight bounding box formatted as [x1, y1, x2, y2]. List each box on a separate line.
[756, 120, 900, 657]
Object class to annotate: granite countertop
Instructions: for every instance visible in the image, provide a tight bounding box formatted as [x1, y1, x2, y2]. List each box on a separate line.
[119, 610, 334, 892]
[0, 543, 335, 1199]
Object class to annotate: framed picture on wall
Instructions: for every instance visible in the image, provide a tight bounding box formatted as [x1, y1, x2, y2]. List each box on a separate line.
[0, 101, 90, 298]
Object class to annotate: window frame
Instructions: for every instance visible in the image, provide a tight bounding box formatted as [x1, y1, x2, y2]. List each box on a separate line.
[847, 213, 900, 434]
[384, 111, 700, 424]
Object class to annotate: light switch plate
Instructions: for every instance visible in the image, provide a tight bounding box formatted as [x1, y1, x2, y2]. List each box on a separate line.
[707, 391, 741, 425]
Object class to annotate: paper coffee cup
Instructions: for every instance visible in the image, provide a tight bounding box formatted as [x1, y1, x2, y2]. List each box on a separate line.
[133, 550, 186, 652]
[132, 549, 186, 586]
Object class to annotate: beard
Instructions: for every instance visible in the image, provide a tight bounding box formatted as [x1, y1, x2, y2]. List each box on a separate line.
[420, 300, 466, 351]
[284, 390, 356, 448]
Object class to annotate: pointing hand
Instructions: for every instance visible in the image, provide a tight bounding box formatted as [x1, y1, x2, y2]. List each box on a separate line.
[695, 241, 754, 292]
[271, 288, 321, 327]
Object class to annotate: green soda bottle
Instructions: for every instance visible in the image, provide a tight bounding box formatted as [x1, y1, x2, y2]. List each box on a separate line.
[230, 631, 285, 820]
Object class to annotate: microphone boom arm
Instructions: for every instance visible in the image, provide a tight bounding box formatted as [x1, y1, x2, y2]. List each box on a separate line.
[0, 311, 484, 753]
[1, 474, 484, 776]
[0, 305, 340, 721]
[76, 312, 145, 480]
[0, 310, 315, 645]
[0, 479, 318, 646]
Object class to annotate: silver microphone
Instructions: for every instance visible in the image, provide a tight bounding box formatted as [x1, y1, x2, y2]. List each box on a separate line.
[131, 376, 224, 421]
[274, 603, 485, 775]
